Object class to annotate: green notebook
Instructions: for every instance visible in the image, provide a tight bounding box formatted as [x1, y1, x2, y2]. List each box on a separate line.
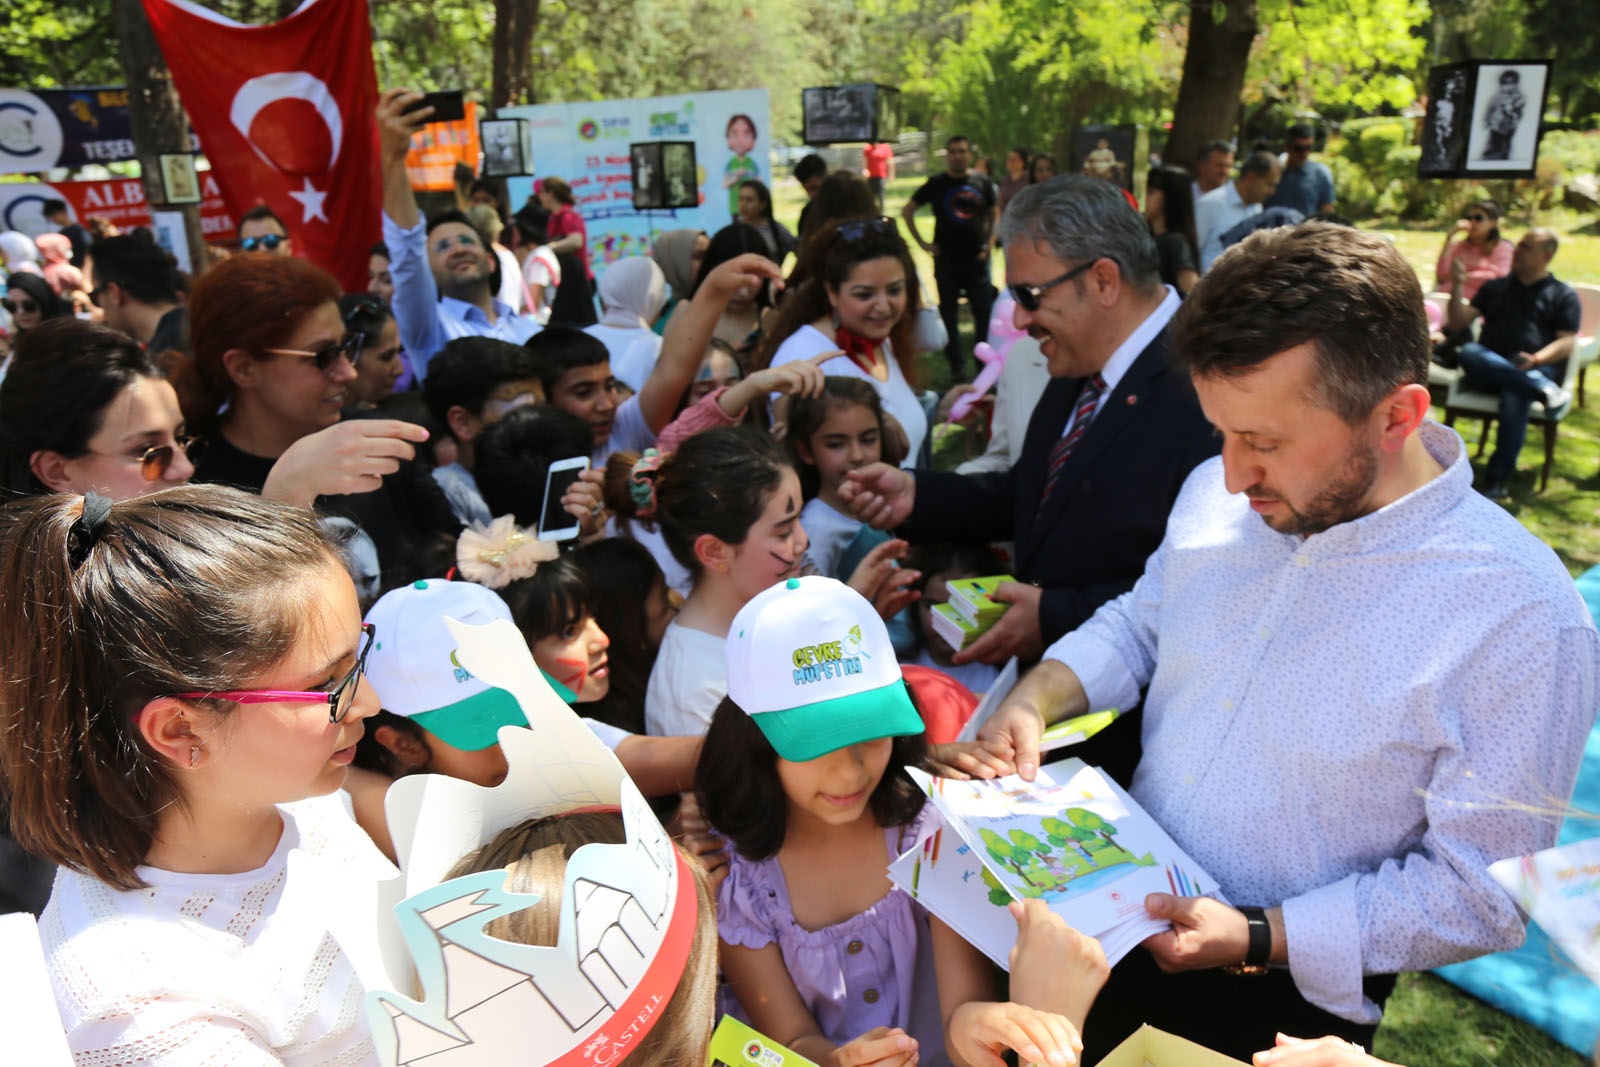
[929, 602, 986, 650]
[945, 574, 1016, 626]
[709, 1016, 818, 1067]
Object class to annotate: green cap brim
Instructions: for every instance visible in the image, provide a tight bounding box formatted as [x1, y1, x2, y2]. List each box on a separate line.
[752, 679, 925, 763]
[409, 685, 528, 751]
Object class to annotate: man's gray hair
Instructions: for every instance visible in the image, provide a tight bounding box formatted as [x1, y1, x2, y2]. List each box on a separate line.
[998, 175, 1161, 290]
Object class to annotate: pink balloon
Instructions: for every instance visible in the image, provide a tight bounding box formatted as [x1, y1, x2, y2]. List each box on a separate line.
[947, 293, 1024, 423]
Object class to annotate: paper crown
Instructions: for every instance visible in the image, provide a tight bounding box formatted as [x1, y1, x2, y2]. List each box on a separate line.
[367, 616, 696, 1067]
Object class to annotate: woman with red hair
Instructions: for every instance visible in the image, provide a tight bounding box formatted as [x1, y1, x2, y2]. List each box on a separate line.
[173, 252, 456, 587]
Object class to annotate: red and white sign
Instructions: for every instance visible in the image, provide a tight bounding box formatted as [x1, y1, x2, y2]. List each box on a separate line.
[141, 0, 380, 291]
[0, 176, 234, 241]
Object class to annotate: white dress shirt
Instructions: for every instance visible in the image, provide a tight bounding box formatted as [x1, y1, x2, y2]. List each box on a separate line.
[1058, 286, 1180, 440]
[1196, 181, 1261, 271]
[1044, 421, 1598, 1022]
[382, 213, 540, 381]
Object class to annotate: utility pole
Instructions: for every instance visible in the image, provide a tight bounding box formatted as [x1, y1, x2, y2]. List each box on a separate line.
[111, 0, 208, 275]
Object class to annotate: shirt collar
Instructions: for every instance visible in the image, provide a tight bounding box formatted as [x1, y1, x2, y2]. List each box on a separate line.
[1098, 286, 1181, 396]
[1297, 421, 1468, 556]
[439, 295, 513, 325]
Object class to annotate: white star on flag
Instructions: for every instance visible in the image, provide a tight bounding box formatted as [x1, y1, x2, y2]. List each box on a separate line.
[287, 176, 329, 223]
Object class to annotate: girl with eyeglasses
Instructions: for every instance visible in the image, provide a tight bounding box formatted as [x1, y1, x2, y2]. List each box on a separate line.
[755, 217, 927, 465]
[169, 253, 456, 586]
[1435, 199, 1510, 301]
[0, 486, 393, 1064]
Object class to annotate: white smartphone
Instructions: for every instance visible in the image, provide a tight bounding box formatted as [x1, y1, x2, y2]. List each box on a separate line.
[538, 456, 589, 542]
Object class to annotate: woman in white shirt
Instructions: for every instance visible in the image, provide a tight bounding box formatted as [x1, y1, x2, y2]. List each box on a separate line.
[0, 486, 394, 1065]
[754, 216, 928, 465]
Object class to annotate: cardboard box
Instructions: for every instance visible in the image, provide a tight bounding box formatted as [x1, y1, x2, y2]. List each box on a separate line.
[1095, 1024, 1250, 1067]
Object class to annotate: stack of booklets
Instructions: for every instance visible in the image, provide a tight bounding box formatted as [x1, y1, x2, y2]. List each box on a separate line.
[928, 574, 1015, 650]
[889, 758, 1224, 969]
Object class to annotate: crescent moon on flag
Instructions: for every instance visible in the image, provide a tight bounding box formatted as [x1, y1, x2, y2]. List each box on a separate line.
[229, 71, 343, 173]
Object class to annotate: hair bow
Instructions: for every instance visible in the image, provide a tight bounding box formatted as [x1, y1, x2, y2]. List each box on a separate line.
[455, 514, 559, 589]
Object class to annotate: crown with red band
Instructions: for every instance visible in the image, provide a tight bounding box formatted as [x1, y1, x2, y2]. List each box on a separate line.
[366, 617, 696, 1066]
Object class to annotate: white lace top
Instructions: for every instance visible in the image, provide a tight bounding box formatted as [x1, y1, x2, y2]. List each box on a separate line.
[40, 793, 399, 1066]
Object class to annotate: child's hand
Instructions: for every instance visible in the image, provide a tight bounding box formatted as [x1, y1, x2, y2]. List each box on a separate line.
[1006, 899, 1108, 1031]
[747, 351, 840, 399]
[926, 739, 1016, 781]
[562, 468, 607, 537]
[1253, 1034, 1402, 1067]
[845, 538, 921, 619]
[831, 1027, 918, 1067]
[946, 1001, 1080, 1067]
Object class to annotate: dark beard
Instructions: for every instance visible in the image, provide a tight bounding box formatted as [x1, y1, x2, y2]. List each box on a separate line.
[1270, 440, 1379, 536]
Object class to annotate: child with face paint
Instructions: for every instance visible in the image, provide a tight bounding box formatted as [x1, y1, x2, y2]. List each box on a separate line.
[605, 425, 809, 737]
[697, 576, 1099, 1067]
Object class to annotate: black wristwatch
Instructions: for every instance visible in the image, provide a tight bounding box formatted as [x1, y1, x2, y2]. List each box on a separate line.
[1240, 906, 1271, 966]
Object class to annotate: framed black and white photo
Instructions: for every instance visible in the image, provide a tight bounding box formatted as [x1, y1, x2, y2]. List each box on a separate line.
[480, 119, 528, 178]
[1418, 60, 1550, 179]
[158, 153, 201, 204]
[630, 141, 698, 210]
[801, 84, 901, 145]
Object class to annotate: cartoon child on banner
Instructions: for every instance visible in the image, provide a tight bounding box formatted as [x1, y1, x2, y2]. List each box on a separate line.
[723, 114, 759, 218]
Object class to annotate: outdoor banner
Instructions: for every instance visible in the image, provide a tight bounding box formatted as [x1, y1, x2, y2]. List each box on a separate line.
[500, 89, 769, 284]
[0, 86, 151, 174]
[0, 175, 234, 242]
[141, 0, 381, 291]
[405, 101, 481, 192]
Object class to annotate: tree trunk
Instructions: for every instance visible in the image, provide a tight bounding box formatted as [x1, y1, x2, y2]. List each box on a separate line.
[1165, 0, 1259, 171]
[491, 0, 541, 109]
[111, 0, 208, 276]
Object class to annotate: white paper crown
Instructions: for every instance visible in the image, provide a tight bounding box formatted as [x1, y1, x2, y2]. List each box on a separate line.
[366, 617, 696, 1067]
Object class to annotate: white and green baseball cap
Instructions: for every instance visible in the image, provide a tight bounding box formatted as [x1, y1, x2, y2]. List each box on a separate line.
[725, 575, 924, 762]
[363, 579, 534, 752]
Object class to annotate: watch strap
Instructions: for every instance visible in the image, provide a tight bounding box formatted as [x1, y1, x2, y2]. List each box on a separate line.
[1241, 906, 1271, 966]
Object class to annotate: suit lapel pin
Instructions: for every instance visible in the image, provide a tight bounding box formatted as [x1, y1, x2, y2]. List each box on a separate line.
[1125, 394, 1138, 405]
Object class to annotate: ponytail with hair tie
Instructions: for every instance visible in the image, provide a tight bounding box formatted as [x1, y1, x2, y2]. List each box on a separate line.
[629, 449, 664, 519]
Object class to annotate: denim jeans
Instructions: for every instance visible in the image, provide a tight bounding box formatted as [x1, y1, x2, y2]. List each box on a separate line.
[1456, 341, 1561, 481]
[933, 255, 996, 378]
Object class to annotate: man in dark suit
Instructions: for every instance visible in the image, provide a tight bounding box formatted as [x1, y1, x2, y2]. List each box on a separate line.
[842, 176, 1216, 780]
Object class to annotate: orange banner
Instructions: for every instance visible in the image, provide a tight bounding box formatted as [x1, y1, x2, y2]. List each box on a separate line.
[404, 100, 480, 191]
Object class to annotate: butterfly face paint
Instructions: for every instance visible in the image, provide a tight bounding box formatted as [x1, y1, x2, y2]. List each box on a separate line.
[725, 468, 809, 603]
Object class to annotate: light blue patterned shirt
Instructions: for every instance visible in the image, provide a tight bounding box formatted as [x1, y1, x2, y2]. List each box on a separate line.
[1046, 420, 1598, 1022]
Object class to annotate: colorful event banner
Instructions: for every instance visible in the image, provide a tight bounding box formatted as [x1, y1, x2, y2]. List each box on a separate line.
[500, 89, 769, 283]
[0, 176, 234, 241]
[0, 86, 163, 175]
[141, 0, 381, 291]
[405, 101, 481, 192]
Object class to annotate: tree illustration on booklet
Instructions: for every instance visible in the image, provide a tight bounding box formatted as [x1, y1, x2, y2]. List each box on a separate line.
[978, 808, 1155, 901]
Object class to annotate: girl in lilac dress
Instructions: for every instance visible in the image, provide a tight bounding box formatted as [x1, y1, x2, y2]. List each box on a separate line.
[696, 575, 1080, 1067]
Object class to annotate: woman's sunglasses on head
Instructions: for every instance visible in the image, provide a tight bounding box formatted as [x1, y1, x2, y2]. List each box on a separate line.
[241, 233, 286, 252]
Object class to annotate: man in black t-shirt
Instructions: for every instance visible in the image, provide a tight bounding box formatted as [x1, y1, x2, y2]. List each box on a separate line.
[1448, 227, 1583, 499]
[902, 134, 999, 378]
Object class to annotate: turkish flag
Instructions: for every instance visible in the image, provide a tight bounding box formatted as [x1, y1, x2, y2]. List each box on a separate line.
[142, 0, 380, 291]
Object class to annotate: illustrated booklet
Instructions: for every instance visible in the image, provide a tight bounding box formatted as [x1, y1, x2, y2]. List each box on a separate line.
[889, 758, 1223, 968]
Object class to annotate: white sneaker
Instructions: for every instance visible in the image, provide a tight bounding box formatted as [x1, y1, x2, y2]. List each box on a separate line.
[1542, 382, 1572, 411]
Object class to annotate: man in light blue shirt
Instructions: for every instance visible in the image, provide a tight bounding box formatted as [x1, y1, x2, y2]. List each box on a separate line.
[376, 87, 538, 380]
[1265, 123, 1336, 219]
[1195, 151, 1280, 271]
[981, 222, 1598, 1061]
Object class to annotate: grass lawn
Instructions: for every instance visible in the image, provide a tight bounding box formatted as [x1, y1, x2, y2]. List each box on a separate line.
[772, 171, 1599, 1063]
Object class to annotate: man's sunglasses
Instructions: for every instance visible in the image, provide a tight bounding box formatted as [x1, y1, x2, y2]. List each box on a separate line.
[837, 216, 896, 242]
[263, 332, 365, 373]
[2, 298, 38, 315]
[1008, 259, 1099, 312]
[241, 233, 285, 252]
[86, 436, 201, 481]
[171, 624, 376, 724]
[1462, 213, 1489, 222]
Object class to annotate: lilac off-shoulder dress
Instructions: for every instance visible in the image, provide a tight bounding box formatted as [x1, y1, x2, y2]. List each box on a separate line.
[716, 809, 947, 1060]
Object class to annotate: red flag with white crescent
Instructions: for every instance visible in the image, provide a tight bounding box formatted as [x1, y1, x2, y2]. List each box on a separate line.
[141, 0, 379, 291]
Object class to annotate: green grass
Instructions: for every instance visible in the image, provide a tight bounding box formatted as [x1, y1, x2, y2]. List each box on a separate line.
[773, 174, 1598, 1062]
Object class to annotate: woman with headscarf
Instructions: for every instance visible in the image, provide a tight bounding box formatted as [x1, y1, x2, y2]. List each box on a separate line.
[650, 228, 709, 333]
[584, 257, 667, 392]
[1, 231, 44, 282]
[36, 233, 87, 302]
